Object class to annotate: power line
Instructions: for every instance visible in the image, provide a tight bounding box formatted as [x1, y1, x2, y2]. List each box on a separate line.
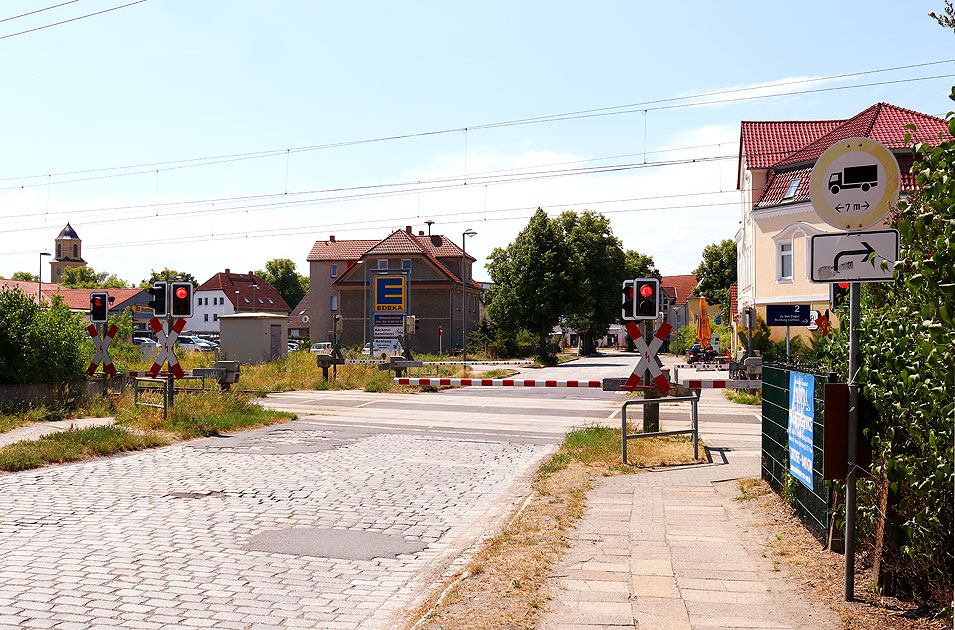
[0, 1, 79, 25]
[0, 198, 743, 258]
[0, 1, 146, 41]
[0, 153, 740, 232]
[0, 59, 951, 188]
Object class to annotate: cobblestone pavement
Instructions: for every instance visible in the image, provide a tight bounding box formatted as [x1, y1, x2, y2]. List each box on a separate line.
[0, 354, 634, 630]
[0, 419, 560, 629]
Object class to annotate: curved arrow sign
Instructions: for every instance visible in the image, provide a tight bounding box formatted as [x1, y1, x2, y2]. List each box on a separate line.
[810, 230, 898, 283]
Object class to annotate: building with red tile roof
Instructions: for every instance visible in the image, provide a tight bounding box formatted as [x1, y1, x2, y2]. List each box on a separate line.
[736, 102, 951, 347]
[0, 279, 150, 331]
[189, 270, 290, 334]
[307, 226, 484, 353]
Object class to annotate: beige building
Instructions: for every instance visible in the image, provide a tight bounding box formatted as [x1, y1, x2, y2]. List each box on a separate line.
[735, 102, 950, 344]
[50, 223, 87, 282]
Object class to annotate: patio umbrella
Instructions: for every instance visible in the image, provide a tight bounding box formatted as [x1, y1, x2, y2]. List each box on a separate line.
[696, 297, 712, 347]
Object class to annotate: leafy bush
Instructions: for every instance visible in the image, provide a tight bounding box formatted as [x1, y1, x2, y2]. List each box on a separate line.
[0, 290, 87, 384]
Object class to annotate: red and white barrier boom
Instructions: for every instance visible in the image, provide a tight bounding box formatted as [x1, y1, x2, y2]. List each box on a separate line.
[86, 323, 118, 377]
[393, 378, 601, 388]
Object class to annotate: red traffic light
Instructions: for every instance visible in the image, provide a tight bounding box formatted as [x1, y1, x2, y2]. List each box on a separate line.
[837, 282, 849, 289]
[639, 284, 653, 298]
[175, 287, 188, 299]
[93, 297, 103, 306]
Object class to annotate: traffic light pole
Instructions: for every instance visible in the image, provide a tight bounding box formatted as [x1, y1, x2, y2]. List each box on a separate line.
[642, 319, 660, 432]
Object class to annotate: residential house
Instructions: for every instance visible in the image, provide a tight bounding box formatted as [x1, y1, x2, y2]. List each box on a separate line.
[735, 102, 951, 344]
[307, 226, 484, 354]
[0, 279, 150, 332]
[288, 292, 310, 339]
[188, 270, 291, 335]
[660, 274, 698, 352]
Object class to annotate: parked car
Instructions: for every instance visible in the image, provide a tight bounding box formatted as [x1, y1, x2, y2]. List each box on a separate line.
[687, 343, 717, 363]
[131, 336, 155, 345]
[362, 340, 401, 359]
[177, 335, 214, 351]
[309, 342, 333, 354]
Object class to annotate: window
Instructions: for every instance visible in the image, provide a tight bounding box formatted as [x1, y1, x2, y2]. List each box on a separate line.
[204, 314, 209, 322]
[401, 259, 411, 270]
[378, 259, 387, 270]
[213, 314, 218, 321]
[73, 244, 77, 257]
[783, 177, 801, 200]
[196, 296, 201, 305]
[244, 297, 250, 303]
[204, 297, 209, 305]
[56, 244, 61, 258]
[331, 264, 338, 278]
[330, 295, 338, 311]
[298, 309, 306, 315]
[267, 298, 273, 304]
[258, 298, 264, 304]
[779, 242, 793, 280]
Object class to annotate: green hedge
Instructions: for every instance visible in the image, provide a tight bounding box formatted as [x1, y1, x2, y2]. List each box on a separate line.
[0, 289, 87, 384]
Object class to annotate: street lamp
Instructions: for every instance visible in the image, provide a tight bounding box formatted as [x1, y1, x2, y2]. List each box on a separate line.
[38, 252, 50, 305]
[461, 229, 477, 361]
[353, 260, 367, 349]
[251, 284, 259, 312]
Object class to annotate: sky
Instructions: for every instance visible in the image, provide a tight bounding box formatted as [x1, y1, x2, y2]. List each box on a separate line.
[0, 0, 952, 286]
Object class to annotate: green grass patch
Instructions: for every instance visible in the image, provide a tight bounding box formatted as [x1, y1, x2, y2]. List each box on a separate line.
[116, 390, 294, 438]
[0, 426, 168, 472]
[0, 413, 33, 434]
[724, 389, 762, 405]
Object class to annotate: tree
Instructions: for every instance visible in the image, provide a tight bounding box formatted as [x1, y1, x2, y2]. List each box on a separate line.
[61, 266, 129, 289]
[929, 0, 954, 30]
[255, 259, 306, 308]
[692, 239, 736, 317]
[140, 268, 197, 288]
[559, 211, 627, 355]
[0, 289, 85, 384]
[11, 271, 38, 282]
[486, 209, 574, 356]
[624, 249, 661, 281]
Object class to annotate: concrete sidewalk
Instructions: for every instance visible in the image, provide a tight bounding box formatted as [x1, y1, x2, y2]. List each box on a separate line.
[538, 391, 838, 630]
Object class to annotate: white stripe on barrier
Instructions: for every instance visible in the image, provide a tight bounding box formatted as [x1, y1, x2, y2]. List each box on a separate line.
[419, 361, 534, 366]
[681, 379, 762, 389]
[395, 378, 602, 388]
[344, 360, 389, 364]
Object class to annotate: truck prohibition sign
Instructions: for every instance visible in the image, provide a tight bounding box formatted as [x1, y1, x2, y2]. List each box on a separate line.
[828, 164, 878, 195]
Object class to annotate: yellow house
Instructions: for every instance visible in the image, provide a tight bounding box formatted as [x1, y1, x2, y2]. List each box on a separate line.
[735, 103, 950, 345]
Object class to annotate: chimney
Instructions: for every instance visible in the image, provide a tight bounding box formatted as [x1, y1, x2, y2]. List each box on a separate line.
[418, 230, 424, 236]
[329, 235, 336, 242]
[405, 226, 412, 234]
[224, 268, 230, 274]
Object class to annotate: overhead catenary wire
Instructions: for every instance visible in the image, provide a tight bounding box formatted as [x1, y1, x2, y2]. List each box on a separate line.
[0, 1, 79, 25]
[0, 0, 147, 41]
[0, 59, 951, 189]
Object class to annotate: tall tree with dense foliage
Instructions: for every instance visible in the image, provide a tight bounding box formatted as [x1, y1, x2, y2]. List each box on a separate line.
[623, 249, 661, 281]
[692, 238, 736, 316]
[140, 268, 197, 288]
[255, 258, 307, 308]
[486, 209, 574, 356]
[60, 267, 129, 289]
[559, 211, 627, 354]
[10, 271, 38, 282]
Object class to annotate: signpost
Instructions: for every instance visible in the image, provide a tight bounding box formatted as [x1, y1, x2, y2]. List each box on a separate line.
[766, 304, 810, 359]
[623, 321, 672, 395]
[373, 273, 407, 358]
[86, 323, 118, 378]
[810, 229, 898, 283]
[809, 137, 901, 602]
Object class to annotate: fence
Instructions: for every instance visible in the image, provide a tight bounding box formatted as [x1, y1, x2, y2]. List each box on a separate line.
[761, 363, 834, 544]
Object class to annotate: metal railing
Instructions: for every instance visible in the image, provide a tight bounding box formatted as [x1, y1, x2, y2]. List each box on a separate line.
[620, 394, 699, 463]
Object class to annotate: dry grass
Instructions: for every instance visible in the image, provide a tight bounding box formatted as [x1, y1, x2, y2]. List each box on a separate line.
[408, 425, 704, 629]
[728, 478, 951, 630]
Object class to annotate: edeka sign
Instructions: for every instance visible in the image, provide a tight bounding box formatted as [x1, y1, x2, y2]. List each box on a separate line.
[374, 275, 406, 312]
[788, 371, 815, 489]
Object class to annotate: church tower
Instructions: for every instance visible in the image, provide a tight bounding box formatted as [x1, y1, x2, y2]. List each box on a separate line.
[50, 223, 87, 282]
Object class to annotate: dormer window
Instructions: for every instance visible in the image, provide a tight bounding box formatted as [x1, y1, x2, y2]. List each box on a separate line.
[783, 177, 801, 200]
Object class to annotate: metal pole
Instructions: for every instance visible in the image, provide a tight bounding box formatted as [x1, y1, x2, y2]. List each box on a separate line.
[461, 237, 467, 362]
[845, 281, 861, 601]
[621, 402, 628, 464]
[786, 325, 791, 360]
[691, 394, 699, 460]
[362, 264, 367, 349]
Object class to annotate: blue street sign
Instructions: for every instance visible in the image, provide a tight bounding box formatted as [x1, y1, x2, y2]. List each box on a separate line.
[766, 304, 811, 326]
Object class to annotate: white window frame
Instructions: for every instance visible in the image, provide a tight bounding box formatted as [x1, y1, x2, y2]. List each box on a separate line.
[378, 259, 388, 271]
[330, 264, 338, 278]
[401, 259, 411, 270]
[330, 295, 338, 311]
[778, 241, 794, 282]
